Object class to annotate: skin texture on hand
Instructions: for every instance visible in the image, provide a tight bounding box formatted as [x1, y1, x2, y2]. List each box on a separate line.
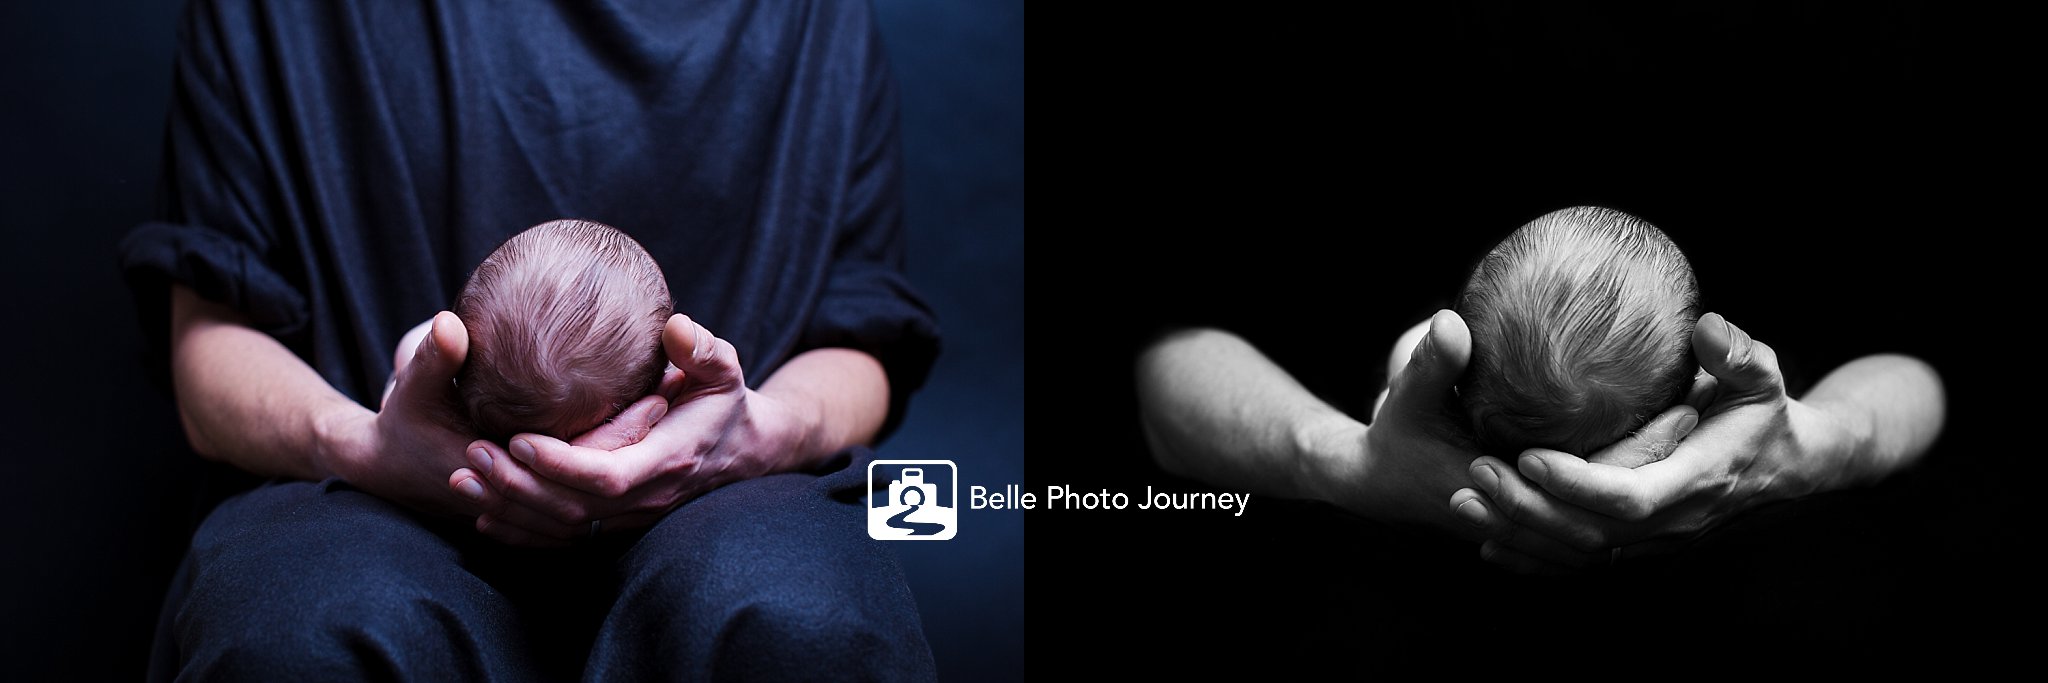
[1325, 310, 1481, 535]
[1132, 310, 1689, 547]
[172, 283, 678, 546]
[452, 314, 887, 547]
[328, 312, 671, 533]
[318, 311, 483, 517]
[1330, 310, 1694, 540]
[1450, 312, 1941, 574]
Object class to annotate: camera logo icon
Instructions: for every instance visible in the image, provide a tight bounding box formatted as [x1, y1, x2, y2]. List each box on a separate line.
[867, 460, 957, 541]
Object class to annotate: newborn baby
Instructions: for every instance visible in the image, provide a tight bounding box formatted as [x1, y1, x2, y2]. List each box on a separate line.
[1375, 206, 1700, 459]
[1453, 205, 1700, 458]
[387, 219, 673, 441]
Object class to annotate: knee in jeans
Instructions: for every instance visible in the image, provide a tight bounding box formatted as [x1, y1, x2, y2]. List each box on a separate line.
[719, 595, 888, 665]
[182, 577, 466, 676]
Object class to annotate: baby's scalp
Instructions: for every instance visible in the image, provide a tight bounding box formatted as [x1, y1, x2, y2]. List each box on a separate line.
[1452, 206, 1700, 458]
[453, 219, 673, 441]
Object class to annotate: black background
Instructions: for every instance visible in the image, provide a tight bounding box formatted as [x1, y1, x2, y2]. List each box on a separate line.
[1025, 1, 2029, 675]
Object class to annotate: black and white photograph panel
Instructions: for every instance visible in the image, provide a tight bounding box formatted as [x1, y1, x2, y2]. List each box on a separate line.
[1024, 1, 2021, 675]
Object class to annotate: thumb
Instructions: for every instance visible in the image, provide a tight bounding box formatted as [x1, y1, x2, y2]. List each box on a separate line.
[663, 314, 743, 389]
[1692, 312, 1785, 403]
[397, 311, 468, 397]
[1381, 309, 1470, 420]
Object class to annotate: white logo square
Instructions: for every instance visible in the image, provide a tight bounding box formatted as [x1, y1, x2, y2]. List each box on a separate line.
[867, 460, 957, 541]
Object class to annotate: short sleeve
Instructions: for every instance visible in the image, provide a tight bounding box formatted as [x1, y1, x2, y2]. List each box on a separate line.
[795, 15, 941, 443]
[117, 0, 310, 389]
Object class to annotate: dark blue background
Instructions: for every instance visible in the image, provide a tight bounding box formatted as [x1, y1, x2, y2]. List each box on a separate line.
[0, 1, 1023, 679]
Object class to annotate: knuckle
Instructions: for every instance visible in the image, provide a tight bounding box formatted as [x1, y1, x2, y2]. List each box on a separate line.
[1488, 489, 1522, 523]
[548, 500, 586, 525]
[1728, 336, 1754, 371]
[1617, 495, 1656, 522]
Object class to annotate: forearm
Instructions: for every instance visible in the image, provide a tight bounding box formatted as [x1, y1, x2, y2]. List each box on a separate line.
[169, 284, 369, 480]
[755, 347, 890, 467]
[1135, 328, 1362, 500]
[1794, 353, 1946, 488]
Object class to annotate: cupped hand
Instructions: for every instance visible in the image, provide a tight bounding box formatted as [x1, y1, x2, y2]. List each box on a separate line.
[453, 314, 810, 546]
[327, 311, 668, 546]
[1451, 312, 1844, 573]
[318, 311, 490, 517]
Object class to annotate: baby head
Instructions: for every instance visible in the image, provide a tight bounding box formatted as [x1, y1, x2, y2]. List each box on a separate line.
[454, 219, 672, 442]
[1452, 206, 1700, 458]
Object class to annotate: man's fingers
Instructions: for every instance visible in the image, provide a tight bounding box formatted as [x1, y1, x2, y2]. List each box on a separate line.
[1464, 456, 1622, 552]
[463, 440, 615, 524]
[1683, 369, 1719, 411]
[1586, 405, 1699, 469]
[394, 311, 468, 401]
[505, 433, 651, 499]
[1384, 319, 1432, 382]
[1518, 447, 1712, 523]
[1449, 488, 1606, 566]
[664, 314, 743, 389]
[1693, 313, 1786, 403]
[570, 395, 669, 451]
[449, 469, 583, 541]
[1381, 310, 1470, 421]
[657, 363, 687, 401]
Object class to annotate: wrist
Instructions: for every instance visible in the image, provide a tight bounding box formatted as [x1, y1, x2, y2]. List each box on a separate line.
[310, 401, 375, 480]
[1788, 397, 1877, 491]
[749, 388, 827, 471]
[1292, 409, 1368, 507]
[1769, 398, 1862, 501]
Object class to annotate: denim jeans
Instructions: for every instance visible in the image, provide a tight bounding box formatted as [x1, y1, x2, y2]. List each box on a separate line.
[148, 449, 935, 681]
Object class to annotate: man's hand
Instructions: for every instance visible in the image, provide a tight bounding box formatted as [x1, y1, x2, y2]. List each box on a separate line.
[318, 311, 489, 517]
[454, 315, 833, 545]
[1317, 310, 1482, 535]
[1449, 313, 1882, 574]
[322, 312, 668, 543]
[1336, 311, 1695, 541]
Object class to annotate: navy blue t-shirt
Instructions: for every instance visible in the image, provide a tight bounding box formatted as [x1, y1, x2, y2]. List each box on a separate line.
[119, 0, 940, 440]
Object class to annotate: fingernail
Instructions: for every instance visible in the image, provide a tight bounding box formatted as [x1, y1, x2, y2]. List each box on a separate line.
[1519, 452, 1549, 484]
[1471, 463, 1501, 495]
[425, 315, 445, 356]
[1674, 412, 1699, 437]
[644, 400, 667, 424]
[510, 438, 535, 464]
[1409, 320, 1437, 364]
[467, 447, 493, 476]
[456, 477, 485, 500]
[1456, 499, 1489, 528]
